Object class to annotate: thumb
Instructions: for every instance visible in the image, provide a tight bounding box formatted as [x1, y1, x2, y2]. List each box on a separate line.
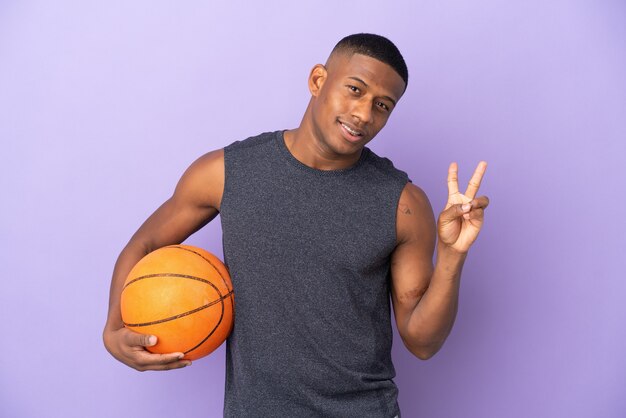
[127, 331, 157, 347]
[440, 202, 471, 223]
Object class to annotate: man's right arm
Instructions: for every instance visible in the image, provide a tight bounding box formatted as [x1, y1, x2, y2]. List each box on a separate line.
[102, 149, 225, 371]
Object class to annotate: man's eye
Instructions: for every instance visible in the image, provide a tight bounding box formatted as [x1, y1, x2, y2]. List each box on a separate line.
[377, 101, 390, 111]
[347, 85, 360, 93]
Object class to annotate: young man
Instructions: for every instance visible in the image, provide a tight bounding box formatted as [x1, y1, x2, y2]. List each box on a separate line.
[103, 34, 489, 417]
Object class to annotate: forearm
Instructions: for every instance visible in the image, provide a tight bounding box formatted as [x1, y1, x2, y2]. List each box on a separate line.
[403, 242, 467, 358]
[102, 240, 193, 371]
[104, 242, 151, 332]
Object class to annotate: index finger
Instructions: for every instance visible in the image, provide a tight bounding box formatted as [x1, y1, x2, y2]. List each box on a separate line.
[131, 349, 190, 371]
[464, 161, 487, 199]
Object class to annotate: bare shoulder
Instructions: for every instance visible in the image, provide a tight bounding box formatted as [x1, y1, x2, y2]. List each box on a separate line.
[396, 182, 436, 245]
[186, 148, 225, 178]
[174, 149, 225, 211]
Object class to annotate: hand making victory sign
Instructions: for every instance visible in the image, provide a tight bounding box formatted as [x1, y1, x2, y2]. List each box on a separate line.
[437, 161, 490, 253]
[389, 160, 490, 360]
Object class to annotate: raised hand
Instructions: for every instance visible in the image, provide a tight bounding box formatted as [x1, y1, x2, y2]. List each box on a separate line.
[437, 161, 490, 253]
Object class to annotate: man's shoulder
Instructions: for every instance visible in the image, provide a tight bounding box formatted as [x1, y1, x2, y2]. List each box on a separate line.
[224, 130, 280, 152]
[363, 148, 411, 184]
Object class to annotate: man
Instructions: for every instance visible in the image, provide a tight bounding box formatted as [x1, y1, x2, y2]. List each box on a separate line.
[103, 33, 489, 417]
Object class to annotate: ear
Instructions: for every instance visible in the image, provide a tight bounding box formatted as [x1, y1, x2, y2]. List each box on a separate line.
[308, 64, 327, 97]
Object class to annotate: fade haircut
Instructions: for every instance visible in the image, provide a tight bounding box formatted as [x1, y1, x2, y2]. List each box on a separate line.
[330, 33, 408, 88]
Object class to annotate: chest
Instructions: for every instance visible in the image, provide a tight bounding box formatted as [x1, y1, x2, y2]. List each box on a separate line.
[222, 173, 398, 275]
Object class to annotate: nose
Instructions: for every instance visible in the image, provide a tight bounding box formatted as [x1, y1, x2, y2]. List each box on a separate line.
[351, 98, 373, 125]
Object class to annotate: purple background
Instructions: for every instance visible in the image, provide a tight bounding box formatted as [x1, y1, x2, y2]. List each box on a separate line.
[1, 1, 625, 417]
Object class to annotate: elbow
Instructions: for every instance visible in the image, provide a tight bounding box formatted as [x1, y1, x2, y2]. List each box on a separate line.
[403, 339, 443, 360]
[409, 346, 439, 361]
[396, 318, 451, 360]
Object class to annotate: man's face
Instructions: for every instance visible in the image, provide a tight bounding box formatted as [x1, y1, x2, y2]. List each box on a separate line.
[309, 52, 406, 157]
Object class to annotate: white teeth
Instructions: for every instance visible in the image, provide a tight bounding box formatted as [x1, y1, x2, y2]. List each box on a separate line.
[341, 123, 362, 136]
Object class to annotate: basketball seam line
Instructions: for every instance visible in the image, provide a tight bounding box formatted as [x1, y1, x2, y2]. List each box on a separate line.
[183, 290, 226, 355]
[122, 290, 233, 328]
[170, 245, 236, 326]
[170, 245, 233, 292]
[123, 272, 215, 291]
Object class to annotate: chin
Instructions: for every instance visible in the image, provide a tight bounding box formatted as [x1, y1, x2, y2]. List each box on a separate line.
[332, 139, 366, 158]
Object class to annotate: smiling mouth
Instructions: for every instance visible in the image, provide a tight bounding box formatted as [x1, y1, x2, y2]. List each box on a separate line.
[339, 121, 364, 138]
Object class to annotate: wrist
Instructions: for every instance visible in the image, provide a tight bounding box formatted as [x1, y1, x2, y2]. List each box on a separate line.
[437, 240, 469, 260]
[434, 241, 468, 282]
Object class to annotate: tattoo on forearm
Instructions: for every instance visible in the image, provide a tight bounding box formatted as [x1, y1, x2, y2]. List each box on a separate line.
[399, 204, 412, 215]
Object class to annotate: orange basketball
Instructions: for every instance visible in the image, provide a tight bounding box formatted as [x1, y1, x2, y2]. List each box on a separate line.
[120, 245, 234, 361]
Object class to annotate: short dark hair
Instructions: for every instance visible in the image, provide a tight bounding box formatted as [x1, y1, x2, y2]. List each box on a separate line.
[331, 33, 408, 88]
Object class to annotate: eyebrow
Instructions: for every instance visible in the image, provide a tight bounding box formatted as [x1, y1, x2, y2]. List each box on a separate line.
[347, 76, 397, 106]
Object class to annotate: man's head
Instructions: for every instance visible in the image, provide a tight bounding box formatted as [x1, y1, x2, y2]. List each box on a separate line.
[304, 33, 408, 158]
[330, 33, 408, 89]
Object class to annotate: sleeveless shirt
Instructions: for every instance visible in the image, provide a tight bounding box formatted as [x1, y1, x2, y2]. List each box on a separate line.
[220, 130, 410, 417]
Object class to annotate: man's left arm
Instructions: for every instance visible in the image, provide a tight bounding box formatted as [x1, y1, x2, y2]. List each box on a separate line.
[390, 162, 489, 360]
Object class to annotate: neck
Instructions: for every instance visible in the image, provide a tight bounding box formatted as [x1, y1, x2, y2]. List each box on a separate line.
[283, 103, 363, 171]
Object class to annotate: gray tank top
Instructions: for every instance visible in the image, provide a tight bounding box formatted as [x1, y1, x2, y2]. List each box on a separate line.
[220, 130, 409, 417]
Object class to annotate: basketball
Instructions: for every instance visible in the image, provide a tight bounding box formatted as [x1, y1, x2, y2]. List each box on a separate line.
[120, 245, 234, 361]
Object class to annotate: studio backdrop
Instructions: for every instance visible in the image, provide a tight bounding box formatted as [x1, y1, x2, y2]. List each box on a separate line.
[0, 1, 624, 417]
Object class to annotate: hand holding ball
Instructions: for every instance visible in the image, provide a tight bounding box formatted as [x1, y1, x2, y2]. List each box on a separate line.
[120, 245, 234, 361]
